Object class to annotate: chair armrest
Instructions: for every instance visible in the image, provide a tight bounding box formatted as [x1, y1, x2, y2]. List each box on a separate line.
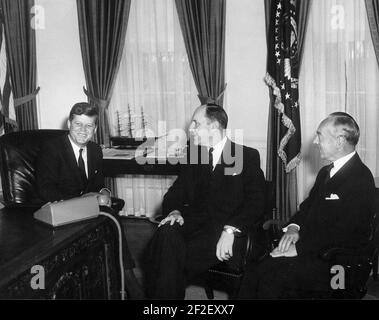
[110, 197, 125, 212]
[244, 221, 268, 263]
[99, 197, 124, 215]
[262, 219, 283, 230]
[319, 246, 372, 262]
[320, 247, 352, 261]
[262, 219, 284, 252]
[99, 205, 117, 215]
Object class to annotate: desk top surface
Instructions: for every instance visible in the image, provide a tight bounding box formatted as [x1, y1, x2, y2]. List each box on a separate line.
[0, 207, 104, 287]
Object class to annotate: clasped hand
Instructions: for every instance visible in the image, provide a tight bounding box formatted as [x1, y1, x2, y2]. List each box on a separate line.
[270, 227, 299, 258]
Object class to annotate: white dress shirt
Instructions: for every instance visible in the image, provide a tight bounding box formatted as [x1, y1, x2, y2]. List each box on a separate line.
[68, 135, 88, 177]
[329, 151, 356, 178]
[208, 136, 227, 170]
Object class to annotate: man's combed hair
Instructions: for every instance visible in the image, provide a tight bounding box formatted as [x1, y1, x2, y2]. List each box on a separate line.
[69, 102, 99, 121]
[204, 103, 228, 129]
[328, 112, 360, 146]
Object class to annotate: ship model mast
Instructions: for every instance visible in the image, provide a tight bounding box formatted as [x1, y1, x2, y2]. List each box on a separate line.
[140, 105, 147, 139]
[126, 104, 134, 138]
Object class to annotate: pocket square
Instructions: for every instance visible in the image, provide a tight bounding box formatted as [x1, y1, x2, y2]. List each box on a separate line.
[325, 193, 339, 200]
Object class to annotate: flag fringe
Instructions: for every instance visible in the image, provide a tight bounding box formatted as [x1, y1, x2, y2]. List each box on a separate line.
[264, 72, 301, 173]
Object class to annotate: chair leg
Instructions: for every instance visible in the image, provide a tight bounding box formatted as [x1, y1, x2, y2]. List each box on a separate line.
[204, 286, 214, 300]
[204, 276, 214, 300]
[373, 251, 378, 281]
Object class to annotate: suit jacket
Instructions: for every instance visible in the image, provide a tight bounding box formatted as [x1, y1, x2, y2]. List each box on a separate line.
[162, 139, 266, 234]
[36, 134, 104, 202]
[290, 153, 376, 256]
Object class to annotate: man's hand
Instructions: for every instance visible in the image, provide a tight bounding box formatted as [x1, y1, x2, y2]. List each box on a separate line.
[158, 210, 184, 227]
[277, 225, 300, 253]
[270, 243, 298, 258]
[82, 192, 111, 207]
[216, 231, 235, 261]
[98, 188, 112, 207]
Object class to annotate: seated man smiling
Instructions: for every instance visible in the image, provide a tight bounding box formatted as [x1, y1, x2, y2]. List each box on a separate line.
[35, 102, 144, 299]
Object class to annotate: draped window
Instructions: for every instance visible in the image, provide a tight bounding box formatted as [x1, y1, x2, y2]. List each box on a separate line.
[108, 0, 198, 218]
[175, 0, 226, 106]
[0, 0, 39, 131]
[0, 17, 16, 135]
[366, 0, 379, 66]
[298, 0, 379, 202]
[77, 0, 131, 146]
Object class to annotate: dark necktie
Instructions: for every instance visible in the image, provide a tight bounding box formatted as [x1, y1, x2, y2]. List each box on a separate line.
[78, 148, 87, 188]
[209, 147, 214, 173]
[324, 163, 334, 184]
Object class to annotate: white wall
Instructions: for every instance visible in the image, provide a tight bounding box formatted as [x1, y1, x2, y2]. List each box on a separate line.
[35, 0, 86, 129]
[225, 0, 269, 174]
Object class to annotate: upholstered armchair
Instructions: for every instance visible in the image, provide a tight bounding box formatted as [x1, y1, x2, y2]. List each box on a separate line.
[263, 188, 379, 299]
[0, 130, 67, 207]
[203, 181, 274, 299]
[0, 130, 124, 212]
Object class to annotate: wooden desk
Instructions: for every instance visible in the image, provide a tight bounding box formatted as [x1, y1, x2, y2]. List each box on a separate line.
[0, 207, 121, 299]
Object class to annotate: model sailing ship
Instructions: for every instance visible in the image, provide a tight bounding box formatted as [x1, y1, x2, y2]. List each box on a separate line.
[111, 104, 151, 149]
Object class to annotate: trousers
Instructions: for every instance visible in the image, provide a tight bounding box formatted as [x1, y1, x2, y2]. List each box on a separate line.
[145, 221, 246, 299]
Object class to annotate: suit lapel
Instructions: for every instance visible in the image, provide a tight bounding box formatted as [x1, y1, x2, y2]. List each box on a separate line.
[325, 153, 361, 194]
[211, 139, 233, 184]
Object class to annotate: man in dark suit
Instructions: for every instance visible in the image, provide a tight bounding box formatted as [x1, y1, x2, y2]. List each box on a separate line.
[145, 103, 266, 299]
[239, 112, 376, 299]
[36, 103, 105, 202]
[35, 102, 144, 299]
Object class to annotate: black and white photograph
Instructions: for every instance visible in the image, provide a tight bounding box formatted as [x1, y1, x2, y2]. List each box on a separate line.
[0, 0, 378, 309]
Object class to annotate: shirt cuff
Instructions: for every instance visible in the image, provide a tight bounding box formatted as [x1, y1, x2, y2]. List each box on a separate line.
[282, 223, 300, 233]
[224, 225, 241, 233]
[99, 188, 111, 197]
[168, 210, 182, 216]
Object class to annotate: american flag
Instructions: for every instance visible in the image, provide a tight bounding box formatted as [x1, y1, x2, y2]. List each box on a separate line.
[265, 0, 301, 172]
[0, 19, 17, 135]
